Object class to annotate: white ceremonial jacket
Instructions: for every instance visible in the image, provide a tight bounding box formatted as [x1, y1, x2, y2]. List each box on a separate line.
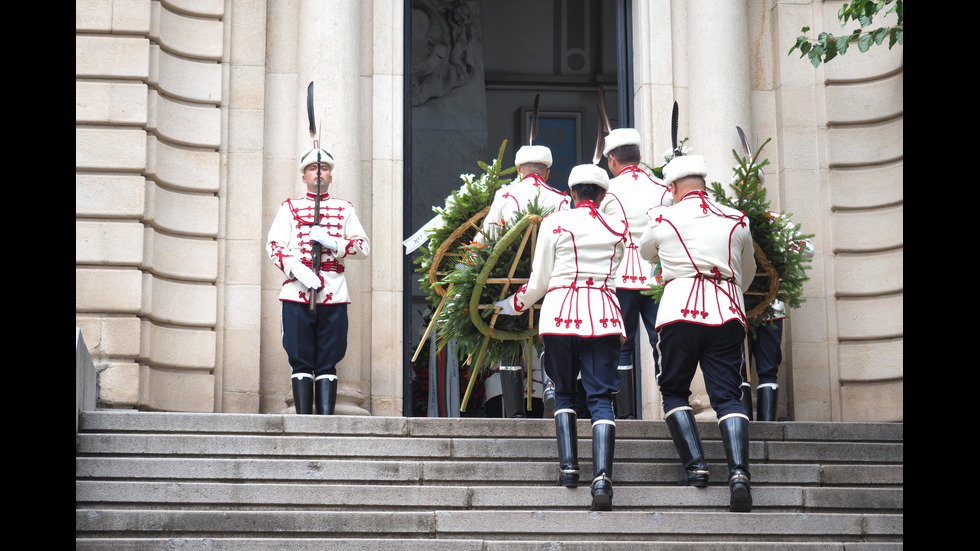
[505, 201, 626, 340]
[480, 174, 570, 242]
[638, 190, 755, 329]
[600, 165, 673, 290]
[266, 192, 370, 305]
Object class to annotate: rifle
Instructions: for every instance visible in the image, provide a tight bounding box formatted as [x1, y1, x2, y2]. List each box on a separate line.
[307, 81, 322, 313]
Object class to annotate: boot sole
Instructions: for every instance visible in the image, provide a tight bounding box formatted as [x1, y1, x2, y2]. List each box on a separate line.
[590, 493, 612, 511]
[730, 482, 752, 512]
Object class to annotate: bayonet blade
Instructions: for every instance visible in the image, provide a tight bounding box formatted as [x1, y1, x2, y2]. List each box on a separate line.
[593, 106, 605, 164]
[307, 81, 316, 138]
[529, 93, 540, 145]
[597, 86, 611, 134]
[737, 126, 752, 162]
[671, 101, 679, 155]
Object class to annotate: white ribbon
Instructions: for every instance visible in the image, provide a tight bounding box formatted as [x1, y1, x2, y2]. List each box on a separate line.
[403, 215, 444, 255]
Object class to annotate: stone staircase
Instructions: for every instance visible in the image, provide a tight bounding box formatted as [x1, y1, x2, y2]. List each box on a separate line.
[75, 410, 903, 550]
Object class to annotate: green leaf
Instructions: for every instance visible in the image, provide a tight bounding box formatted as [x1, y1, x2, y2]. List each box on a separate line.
[891, 0, 903, 24]
[808, 47, 823, 68]
[872, 27, 888, 45]
[858, 32, 873, 52]
[890, 27, 903, 47]
[823, 40, 838, 63]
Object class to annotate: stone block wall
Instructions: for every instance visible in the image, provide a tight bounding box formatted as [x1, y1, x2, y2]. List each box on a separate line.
[76, 0, 225, 411]
[772, 0, 903, 421]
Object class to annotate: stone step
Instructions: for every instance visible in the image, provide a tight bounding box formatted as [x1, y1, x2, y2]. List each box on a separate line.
[75, 509, 903, 542]
[76, 411, 904, 548]
[75, 433, 902, 467]
[75, 539, 906, 551]
[77, 411, 905, 443]
[75, 456, 903, 488]
[75, 480, 903, 512]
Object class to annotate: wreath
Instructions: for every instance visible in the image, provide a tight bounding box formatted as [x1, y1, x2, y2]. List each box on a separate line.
[413, 140, 553, 410]
[641, 138, 814, 333]
[709, 138, 815, 331]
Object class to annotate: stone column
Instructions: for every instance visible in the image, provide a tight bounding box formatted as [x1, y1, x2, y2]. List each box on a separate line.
[219, 0, 268, 413]
[688, 0, 753, 184]
[367, 0, 405, 416]
[631, 0, 676, 420]
[261, 0, 371, 415]
[261, 1, 301, 414]
[686, 0, 753, 419]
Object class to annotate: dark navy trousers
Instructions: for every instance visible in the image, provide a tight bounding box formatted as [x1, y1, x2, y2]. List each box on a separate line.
[281, 301, 348, 377]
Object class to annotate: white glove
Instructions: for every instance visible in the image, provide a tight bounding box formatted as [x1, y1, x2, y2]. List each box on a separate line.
[494, 298, 518, 316]
[309, 226, 339, 252]
[290, 263, 321, 289]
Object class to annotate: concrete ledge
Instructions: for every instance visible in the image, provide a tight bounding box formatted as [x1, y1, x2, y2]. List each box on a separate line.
[76, 328, 98, 435]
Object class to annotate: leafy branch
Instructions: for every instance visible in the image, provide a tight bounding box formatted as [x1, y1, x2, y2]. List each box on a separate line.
[788, 0, 903, 68]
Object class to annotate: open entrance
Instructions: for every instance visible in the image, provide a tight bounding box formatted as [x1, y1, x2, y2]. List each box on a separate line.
[403, 0, 634, 416]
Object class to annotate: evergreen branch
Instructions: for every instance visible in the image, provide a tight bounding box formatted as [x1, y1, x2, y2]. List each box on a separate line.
[708, 138, 814, 331]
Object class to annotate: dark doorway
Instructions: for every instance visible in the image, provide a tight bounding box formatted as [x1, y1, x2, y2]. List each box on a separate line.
[403, 0, 633, 416]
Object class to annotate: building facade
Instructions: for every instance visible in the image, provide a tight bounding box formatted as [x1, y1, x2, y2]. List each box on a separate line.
[75, 0, 903, 421]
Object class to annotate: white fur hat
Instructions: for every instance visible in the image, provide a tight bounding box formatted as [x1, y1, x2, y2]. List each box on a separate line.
[663, 155, 708, 187]
[514, 145, 553, 168]
[299, 148, 335, 172]
[602, 128, 641, 156]
[568, 163, 609, 191]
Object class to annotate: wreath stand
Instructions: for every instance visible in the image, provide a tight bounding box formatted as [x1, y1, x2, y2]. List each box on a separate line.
[411, 205, 491, 363]
[460, 213, 542, 412]
[742, 240, 780, 387]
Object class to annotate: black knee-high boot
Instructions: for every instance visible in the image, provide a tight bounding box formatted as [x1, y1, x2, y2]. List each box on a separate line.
[291, 373, 314, 414]
[719, 414, 752, 512]
[614, 365, 637, 419]
[739, 382, 754, 421]
[590, 421, 615, 511]
[756, 383, 778, 421]
[554, 409, 579, 487]
[664, 407, 710, 487]
[499, 365, 526, 418]
[314, 375, 337, 415]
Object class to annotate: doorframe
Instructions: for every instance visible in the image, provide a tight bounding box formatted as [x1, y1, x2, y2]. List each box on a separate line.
[401, 0, 635, 417]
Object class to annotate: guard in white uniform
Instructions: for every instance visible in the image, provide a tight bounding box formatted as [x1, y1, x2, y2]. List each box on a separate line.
[599, 128, 673, 419]
[638, 154, 756, 512]
[480, 145, 570, 418]
[267, 148, 370, 415]
[496, 163, 626, 511]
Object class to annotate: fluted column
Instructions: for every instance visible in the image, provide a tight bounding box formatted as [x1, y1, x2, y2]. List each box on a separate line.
[687, 0, 753, 184]
[685, 0, 753, 419]
[261, 1, 371, 414]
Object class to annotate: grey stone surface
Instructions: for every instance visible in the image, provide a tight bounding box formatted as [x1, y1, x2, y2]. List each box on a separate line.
[76, 412, 903, 547]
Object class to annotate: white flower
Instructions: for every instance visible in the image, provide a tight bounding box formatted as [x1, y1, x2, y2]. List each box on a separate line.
[662, 143, 694, 163]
